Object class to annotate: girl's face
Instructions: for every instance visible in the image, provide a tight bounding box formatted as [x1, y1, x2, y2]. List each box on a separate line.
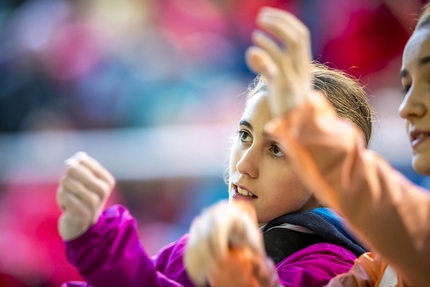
[228, 91, 318, 225]
[400, 26, 430, 175]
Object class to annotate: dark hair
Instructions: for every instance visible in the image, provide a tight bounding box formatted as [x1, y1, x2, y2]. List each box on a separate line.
[247, 62, 373, 147]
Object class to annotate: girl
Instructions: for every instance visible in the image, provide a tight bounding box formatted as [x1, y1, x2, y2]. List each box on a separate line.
[57, 38, 372, 287]
[186, 62, 371, 287]
[220, 4, 430, 287]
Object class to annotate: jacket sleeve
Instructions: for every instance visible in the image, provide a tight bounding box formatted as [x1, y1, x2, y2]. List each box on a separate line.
[196, 242, 354, 287]
[63, 204, 194, 287]
[265, 91, 430, 287]
[276, 243, 356, 287]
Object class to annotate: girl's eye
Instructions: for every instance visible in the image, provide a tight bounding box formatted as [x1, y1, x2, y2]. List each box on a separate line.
[269, 144, 284, 157]
[238, 130, 252, 143]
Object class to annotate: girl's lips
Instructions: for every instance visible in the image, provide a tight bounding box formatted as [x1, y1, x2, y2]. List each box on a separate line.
[232, 184, 257, 201]
[411, 133, 430, 149]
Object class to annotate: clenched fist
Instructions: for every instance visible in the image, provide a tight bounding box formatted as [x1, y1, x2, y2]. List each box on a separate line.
[57, 152, 115, 241]
[184, 200, 281, 287]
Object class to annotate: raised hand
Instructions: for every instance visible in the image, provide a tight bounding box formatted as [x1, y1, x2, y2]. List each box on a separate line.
[57, 152, 115, 241]
[184, 200, 280, 287]
[246, 7, 312, 117]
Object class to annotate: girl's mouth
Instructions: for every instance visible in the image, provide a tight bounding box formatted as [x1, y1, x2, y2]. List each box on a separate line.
[411, 132, 430, 149]
[232, 185, 258, 200]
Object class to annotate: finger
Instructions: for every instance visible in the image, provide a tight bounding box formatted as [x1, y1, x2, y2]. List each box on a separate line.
[57, 187, 91, 218]
[67, 152, 116, 189]
[257, 8, 311, 74]
[65, 159, 111, 202]
[186, 215, 219, 285]
[251, 30, 284, 70]
[211, 202, 263, 257]
[57, 182, 67, 211]
[78, 153, 116, 188]
[251, 30, 298, 96]
[208, 247, 259, 287]
[252, 256, 279, 287]
[245, 46, 277, 80]
[251, 30, 292, 86]
[246, 46, 292, 117]
[205, 207, 230, 258]
[257, 8, 309, 50]
[57, 189, 94, 240]
[60, 176, 101, 212]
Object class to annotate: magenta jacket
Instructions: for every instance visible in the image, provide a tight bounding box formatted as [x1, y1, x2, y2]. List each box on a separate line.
[61, 205, 358, 287]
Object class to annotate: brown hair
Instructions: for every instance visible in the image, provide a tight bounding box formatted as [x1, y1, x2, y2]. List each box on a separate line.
[416, 1, 430, 30]
[247, 62, 373, 147]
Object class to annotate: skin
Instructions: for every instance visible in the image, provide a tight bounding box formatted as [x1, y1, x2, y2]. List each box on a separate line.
[205, 8, 316, 286]
[400, 26, 430, 176]
[228, 90, 318, 225]
[203, 7, 322, 286]
[246, 7, 312, 118]
[184, 200, 280, 286]
[57, 6, 313, 241]
[57, 92, 318, 240]
[240, 6, 430, 287]
[57, 152, 115, 241]
[187, 89, 316, 286]
[56, 7, 317, 287]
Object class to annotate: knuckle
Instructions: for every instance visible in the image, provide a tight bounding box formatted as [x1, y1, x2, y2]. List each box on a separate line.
[290, 33, 301, 47]
[56, 189, 65, 205]
[75, 151, 88, 162]
[66, 164, 79, 176]
[108, 177, 116, 189]
[60, 177, 71, 189]
[88, 192, 101, 209]
[93, 180, 111, 199]
[299, 25, 310, 38]
[57, 185, 64, 195]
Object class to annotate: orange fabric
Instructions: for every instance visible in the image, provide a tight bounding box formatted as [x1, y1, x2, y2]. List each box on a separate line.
[326, 252, 405, 287]
[265, 91, 430, 287]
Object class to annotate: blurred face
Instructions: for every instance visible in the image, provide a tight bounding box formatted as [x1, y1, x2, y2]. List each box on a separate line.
[400, 26, 430, 175]
[228, 91, 318, 225]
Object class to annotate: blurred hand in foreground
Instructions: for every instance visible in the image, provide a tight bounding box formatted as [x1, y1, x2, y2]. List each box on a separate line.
[185, 200, 281, 287]
[246, 7, 312, 118]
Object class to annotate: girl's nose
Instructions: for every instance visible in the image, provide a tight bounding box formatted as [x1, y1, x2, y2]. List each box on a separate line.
[236, 147, 259, 178]
[398, 86, 426, 120]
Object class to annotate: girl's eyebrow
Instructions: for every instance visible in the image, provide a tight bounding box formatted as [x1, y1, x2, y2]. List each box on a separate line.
[400, 55, 430, 78]
[239, 120, 253, 130]
[240, 119, 272, 139]
[419, 55, 430, 66]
